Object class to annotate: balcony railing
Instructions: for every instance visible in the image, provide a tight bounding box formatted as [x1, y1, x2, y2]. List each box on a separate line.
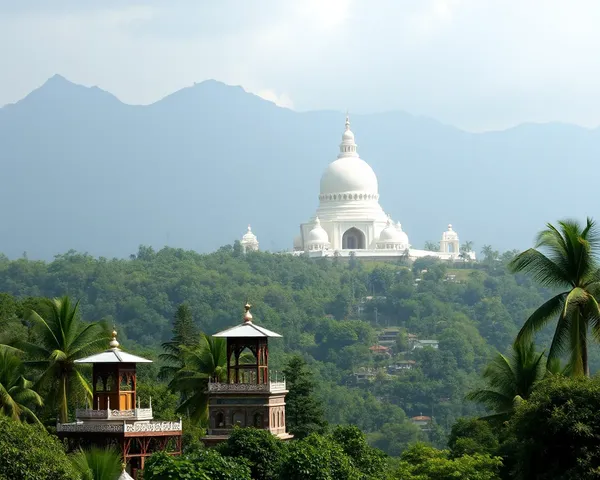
[208, 380, 287, 393]
[75, 407, 153, 421]
[57, 419, 182, 434]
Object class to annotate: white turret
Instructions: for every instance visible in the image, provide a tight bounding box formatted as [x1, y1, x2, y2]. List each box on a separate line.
[377, 217, 406, 250]
[306, 217, 330, 251]
[241, 225, 259, 253]
[439, 224, 459, 255]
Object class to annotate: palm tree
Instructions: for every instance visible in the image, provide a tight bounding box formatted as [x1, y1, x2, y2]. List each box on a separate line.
[169, 333, 227, 424]
[467, 341, 545, 422]
[70, 447, 122, 480]
[0, 347, 43, 423]
[18, 296, 109, 423]
[509, 218, 600, 376]
[159, 304, 199, 381]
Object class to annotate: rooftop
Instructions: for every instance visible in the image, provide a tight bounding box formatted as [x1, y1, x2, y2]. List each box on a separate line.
[75, 330, 152, 364]
[213, 304, 282, 338]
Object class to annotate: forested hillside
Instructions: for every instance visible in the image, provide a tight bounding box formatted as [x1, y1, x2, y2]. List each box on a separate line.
[4, 242, 595, 455]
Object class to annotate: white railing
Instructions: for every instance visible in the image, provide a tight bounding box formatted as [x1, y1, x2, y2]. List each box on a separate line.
[75, 407, 153, 420]
[208, 380, 286, 393]
[124, 420, 182, 433]
[57, 419, 182, 434]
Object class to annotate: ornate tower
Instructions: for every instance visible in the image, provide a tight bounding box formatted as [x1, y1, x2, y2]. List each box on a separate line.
[203, 303, 292, 446]
[241, 225, 259, 253]
[439, 224, 460, 256]
[57, 330, 182, 478]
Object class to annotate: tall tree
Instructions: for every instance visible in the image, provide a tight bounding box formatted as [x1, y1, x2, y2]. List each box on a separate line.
[18, 296, 109, 423]
[509, 218, 600, 376]
[282, 356, 327, 439]
[169, 333, 226, 424]
[0, 348, 42, 423]
[467, 341, 545, 421]
[159, 304, 199, 380]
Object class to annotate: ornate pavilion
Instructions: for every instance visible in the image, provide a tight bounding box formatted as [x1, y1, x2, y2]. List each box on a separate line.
[57, 330, 182, 478]
[203, 303, 292, 445]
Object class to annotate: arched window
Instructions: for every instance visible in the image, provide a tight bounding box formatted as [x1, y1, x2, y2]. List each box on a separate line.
[342, 227, 366, 250]
[216, 412, 225, 428]
[233, 411, 245, 427]
[253, 412, 263, 428]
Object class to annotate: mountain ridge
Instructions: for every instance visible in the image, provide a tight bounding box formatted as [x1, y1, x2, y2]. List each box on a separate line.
[1, 75, 599, 260]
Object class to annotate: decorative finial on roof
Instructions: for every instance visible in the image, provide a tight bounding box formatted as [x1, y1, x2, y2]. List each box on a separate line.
[243, 302, 253, 323]
[315, 216, 321, 226]
[448, 224, 453, 230]
[345, 111, 350, 131]
[109, 328, 120, 349]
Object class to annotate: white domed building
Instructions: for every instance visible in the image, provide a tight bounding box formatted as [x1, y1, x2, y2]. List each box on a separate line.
[287, 116, 474, 261]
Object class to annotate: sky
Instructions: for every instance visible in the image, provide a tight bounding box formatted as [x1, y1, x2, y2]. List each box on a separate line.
[1, 0, 600, 131]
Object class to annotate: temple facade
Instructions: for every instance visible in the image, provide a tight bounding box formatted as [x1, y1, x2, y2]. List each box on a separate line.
[240, 117, 475, 262]
[203, 303, 292, 446]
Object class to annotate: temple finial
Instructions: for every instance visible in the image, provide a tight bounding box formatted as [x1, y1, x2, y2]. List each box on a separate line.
[109, 327, 120, 349]
[345, 111, 350, 130]
[243, 302, 253, 323]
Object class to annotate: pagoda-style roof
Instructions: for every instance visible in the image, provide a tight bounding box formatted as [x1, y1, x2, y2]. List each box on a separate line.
[213, 322, 282, 338]
[75, 330, 152, 364]
[213, 303, 282, 338]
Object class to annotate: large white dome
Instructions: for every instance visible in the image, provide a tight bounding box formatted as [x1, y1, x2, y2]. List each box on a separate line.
[320, 157, 378, 196]
[320, 116, 378, 196]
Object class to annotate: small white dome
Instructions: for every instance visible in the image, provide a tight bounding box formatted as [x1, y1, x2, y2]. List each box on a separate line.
[307, 217, 330, 244]
[379, 219, 403, 243]
[395, 222, 410, 246]
[242, 225, 257, 243]
[442, 224, 459, 241]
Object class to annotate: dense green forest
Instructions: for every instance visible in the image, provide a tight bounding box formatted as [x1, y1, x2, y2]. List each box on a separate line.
[3, 240, 595, 449]
[5, 219, 600, 479]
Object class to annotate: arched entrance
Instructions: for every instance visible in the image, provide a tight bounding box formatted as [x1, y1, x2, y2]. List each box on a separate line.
[342, 227, 366, 249]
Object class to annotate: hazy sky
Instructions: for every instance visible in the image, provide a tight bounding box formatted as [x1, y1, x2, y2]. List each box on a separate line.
[1, 0, 600, 131]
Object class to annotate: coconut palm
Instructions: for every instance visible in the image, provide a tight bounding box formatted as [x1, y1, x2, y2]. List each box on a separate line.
[0, 347, 43, 423]
[169, 333, 227, 424]
[509, 218, 600, 376]
[467, 341, 545, 422]
[70, 447, 122, 480]
[18, 296, 109, 423]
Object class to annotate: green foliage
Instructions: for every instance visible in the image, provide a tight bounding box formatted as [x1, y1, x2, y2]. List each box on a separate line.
[136, 381, 178, 419]
[280, 433, 362, 480]
[0, 347, 42, 422]
[144, 449, 251, 480]
[331, 425, 387, 478]
[69, 447, 122, 480]
[505, 375, 600, 480]
[0, 415, 77, 479]
[143, 451, 208, 480]
[17, 296, 109, 422]
[447, 418, 499, 457]
[509, 217, 600, 376]
[160, 304, 199, 381]
[218, 427, 285, 480]
[168, 333, 227, 424]
[466, 341, 546, 421]
[395, 443, 502, 480]
[282, 356, 327, 438]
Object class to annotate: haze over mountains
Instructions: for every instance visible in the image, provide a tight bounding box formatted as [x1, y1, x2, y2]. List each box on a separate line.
[1, 75, 598, 260]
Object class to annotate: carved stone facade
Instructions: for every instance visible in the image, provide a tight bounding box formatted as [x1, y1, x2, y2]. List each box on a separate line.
[204, 385, 292, 445]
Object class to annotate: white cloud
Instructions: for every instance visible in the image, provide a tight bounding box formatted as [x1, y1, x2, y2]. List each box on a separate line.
[256, 89, 295, 109]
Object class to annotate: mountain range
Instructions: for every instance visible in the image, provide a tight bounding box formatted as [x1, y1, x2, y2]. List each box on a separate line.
[1, 75, 598, 260]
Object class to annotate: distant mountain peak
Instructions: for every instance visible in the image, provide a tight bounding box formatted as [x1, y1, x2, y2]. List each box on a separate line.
[10, 74, 122, 109]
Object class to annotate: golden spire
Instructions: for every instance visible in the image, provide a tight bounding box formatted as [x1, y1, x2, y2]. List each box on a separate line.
[243, 302, 253, 323]
[109, 327, 120, 349]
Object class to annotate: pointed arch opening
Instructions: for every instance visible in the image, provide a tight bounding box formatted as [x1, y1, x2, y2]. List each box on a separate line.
[342, 227, 366, 250]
